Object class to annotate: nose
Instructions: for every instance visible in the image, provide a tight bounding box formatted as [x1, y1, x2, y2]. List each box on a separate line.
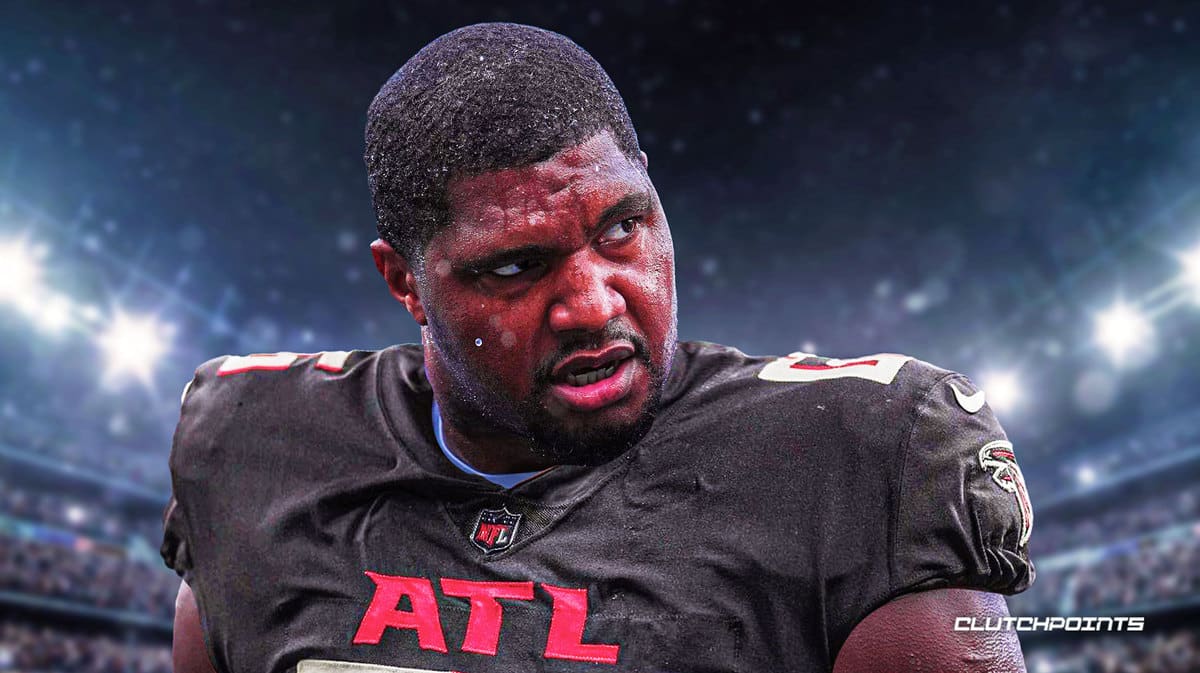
[548, 254, 627, 334]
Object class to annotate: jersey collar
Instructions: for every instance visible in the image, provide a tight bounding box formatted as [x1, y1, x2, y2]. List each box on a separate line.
[430, 398, 547, 489]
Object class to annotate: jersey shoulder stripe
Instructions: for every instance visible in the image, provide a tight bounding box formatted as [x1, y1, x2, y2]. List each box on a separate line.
[757, 351, 913, 385]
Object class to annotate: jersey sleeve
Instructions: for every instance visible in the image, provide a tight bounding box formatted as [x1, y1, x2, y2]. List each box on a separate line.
[890, 372, 1035, 597]
[161, 494, 191, 575]
[159, 360, 222, 578]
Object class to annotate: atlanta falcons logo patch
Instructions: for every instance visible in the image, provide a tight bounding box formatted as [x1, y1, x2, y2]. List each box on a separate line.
[978, 440, 1033, 547]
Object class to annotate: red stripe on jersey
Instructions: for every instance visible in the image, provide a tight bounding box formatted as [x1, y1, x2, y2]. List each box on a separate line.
[790, 359, 879, 371]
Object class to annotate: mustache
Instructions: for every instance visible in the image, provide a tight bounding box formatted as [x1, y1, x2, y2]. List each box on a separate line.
[532, 323, 651, 386]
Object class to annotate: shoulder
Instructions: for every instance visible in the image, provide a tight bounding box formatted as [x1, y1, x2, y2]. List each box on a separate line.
[736, 348, 1029, 559]
[165, 346, 428, 542]
[661, 342, 989, 510]
[178, 345, 424, 416]
[753, 348, 952, 400]
[669, 342, 1027, 544]
[669, 341, 961, 437]
[675, 340, 953, 393]
[170, 346, 422, 475]
[183, 348, 386, 401]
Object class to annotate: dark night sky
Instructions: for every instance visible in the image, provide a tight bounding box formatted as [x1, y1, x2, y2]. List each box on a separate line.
[2, 1, 1200, 493]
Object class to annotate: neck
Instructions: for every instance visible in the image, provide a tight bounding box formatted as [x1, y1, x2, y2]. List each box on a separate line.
[423, 341, 554, 474]
[437, 408, 554, 473]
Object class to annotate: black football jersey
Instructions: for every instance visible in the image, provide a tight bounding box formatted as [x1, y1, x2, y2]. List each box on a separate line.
[162, 341, 1034, 673]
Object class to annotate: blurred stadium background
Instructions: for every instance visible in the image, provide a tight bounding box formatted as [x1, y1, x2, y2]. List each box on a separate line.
[2, 2, 1200, 671]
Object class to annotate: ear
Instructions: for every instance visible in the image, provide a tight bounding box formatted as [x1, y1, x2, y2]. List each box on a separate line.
[639, 150, 649, 169]
[370, 238, 427, 326]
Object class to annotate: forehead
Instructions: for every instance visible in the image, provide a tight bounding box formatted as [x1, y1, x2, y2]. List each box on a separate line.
[439, 132, 648, 253]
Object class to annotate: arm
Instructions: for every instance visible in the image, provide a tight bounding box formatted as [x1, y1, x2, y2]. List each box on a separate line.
[842, 369, 1034, 672]
[833, 588, 1025, 673]
[174, 581, 219, 673]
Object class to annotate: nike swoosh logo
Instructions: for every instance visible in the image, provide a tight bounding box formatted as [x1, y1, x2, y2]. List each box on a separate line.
[949, 382, 986, 413]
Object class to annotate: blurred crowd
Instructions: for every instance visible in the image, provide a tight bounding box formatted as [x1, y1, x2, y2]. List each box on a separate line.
[1025, 627, 1200, 673]
[0, 476, 162, 545]
[1012, 525, 1200, 615]
[0, 534, 177, 621]
[0, 621, 170, 673]
[1030, 481, 1200, 557]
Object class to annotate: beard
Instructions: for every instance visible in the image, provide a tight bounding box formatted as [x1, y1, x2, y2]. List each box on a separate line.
[519, 328, 666, 466]
[431, 319, 671, 467]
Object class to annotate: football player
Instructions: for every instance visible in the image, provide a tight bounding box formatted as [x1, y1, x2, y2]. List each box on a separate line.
[165, 22, 1034, 673]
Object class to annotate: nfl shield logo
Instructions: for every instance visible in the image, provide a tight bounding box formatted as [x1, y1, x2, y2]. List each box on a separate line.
[471, 507, 522, 554]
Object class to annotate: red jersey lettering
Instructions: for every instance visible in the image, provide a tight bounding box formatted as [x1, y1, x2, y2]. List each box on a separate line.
[353, 572, 448, 653]
[440, 579, 535, 656]
[542, 584, 621, 665]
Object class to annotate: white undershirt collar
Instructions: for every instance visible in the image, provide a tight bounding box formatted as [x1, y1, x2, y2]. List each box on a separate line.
[431, 399, 544, 489]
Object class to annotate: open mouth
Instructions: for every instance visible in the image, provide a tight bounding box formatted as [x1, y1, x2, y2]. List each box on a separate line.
[564, 361, 622, 387]
[547, 344, 640, 412]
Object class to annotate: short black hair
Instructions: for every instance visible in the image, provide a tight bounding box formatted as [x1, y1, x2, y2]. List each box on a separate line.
[365, 22, 641, 263]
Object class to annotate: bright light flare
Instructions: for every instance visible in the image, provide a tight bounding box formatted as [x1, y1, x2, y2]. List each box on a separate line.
[1181, 245, 1200, 302]
[0, 236, 47, 304]
[30, 293, 73, 333]
[1077, 465, 1097, 487]
[64, 504, 88, 525]
[1094, 301, 1153, 366]
[981, 371, 1020, 414]
[96, 311, 173, 386]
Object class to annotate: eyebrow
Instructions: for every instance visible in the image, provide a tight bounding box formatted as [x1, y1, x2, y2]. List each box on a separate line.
[458, 190, 654, 274]
[460, 244, 557, 275]
[594, 191, 652, 232]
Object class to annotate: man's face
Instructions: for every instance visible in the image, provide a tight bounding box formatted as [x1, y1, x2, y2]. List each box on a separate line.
[418, 131, 677, 465]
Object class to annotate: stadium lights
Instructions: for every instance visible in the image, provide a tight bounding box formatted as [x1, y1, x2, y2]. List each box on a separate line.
[30, 293, 73, 333]
[981, 371, 1020, 414]
[64, 504, 88, 525]
[0, 236, 46, 304]
[1181, 245, 1200, 302]
[1094, 301, 1153, 366]
[96, 310, 173, 386]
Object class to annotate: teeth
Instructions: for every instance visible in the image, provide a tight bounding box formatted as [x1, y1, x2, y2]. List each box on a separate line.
[566, 362, 618, 387]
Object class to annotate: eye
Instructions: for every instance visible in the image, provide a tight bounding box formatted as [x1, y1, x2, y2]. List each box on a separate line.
[489, 260, 539, 278]
[600, 216, 641, 243]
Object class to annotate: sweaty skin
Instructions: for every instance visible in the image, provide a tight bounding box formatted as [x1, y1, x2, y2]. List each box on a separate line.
[174, 581, 216, 673]
[834, 588, 1027, 673]
[173, 130, 1026, 672]
[372, 130, 678, 473]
